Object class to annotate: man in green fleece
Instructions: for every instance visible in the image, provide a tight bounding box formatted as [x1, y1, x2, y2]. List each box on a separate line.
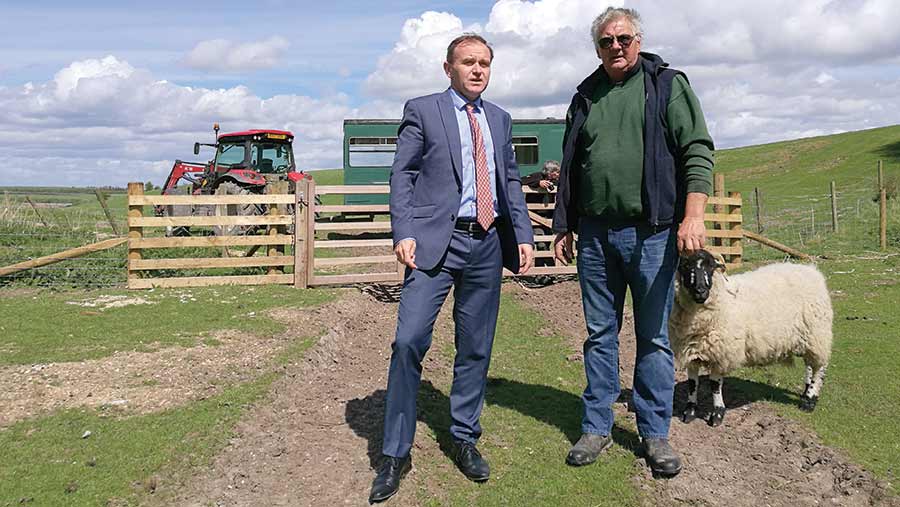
[551, 6, 714, 477]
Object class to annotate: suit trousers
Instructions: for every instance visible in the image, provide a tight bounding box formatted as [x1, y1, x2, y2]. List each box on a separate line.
[382, 227, 503, 458]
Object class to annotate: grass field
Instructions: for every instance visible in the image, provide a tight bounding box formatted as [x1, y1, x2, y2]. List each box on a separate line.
[0, 285, 333, 366]
[0, 126, 898, 502]
[729, 249, 900, 490]
[0, 285, 334, 506]
[414, 295, 641, 506]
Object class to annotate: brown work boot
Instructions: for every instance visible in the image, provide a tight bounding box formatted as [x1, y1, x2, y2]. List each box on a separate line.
[643, 438, 682, 477]
[565, 433, 612, 466]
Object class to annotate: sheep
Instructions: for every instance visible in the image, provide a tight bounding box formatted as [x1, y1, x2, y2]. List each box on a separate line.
[669, 250, 833, 427]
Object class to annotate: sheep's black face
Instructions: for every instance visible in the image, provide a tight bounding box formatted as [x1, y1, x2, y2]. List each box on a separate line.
[678, 250, 721, 304]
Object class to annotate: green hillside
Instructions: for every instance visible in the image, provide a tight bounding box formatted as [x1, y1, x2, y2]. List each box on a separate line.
[717, 124, 900, 200]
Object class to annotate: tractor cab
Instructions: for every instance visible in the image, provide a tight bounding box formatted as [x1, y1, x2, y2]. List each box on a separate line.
[160, 125, 306, 202]
[206, 130, 298, 182]
[157, 125, 311, 227]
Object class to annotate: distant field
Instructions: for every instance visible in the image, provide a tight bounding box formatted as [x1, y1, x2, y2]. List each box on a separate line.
[2, 124, 899, 284]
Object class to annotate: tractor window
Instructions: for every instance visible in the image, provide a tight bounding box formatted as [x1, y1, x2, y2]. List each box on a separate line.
[512, 136, 539, 166]
[216, 143, 246, 167]
[251, 142, 293, 173]
[348, 136, 397, 167]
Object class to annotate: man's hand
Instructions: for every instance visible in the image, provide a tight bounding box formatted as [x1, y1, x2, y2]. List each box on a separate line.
[394, 239, 417, 270]
[678, 192, 709, 254]
[538, 180, 552, 190]
[677, 217, 706, 254]
[518, 243, 534, 275]
[553, 232, 574, 265]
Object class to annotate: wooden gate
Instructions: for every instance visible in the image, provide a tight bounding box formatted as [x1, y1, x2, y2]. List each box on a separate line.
[126, 182, 296, 289]
[125, 178, 741, 289]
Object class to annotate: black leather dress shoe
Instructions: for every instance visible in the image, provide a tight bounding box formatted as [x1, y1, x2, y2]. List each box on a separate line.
[369, 454, 411, 503]
[453, 442, 490, 482]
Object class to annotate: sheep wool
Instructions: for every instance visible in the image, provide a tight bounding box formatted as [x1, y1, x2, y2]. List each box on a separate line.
[669, 252, 833, 426]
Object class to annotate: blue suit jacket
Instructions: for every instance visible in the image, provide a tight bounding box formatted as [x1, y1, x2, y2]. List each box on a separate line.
[390, 89, 534, 273]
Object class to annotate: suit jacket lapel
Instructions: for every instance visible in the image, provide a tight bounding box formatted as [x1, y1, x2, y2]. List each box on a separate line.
[484, 102, 508, 197]
[438, 90, 463, 185]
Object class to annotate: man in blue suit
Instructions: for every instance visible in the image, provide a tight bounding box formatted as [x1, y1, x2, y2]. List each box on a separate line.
[369, 33, 534, 503]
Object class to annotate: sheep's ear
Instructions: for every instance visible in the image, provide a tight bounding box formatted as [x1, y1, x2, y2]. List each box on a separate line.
[709, 251, 727, 272]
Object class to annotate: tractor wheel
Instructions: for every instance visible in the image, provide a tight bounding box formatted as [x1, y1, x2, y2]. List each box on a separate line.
[213, 182, 264, 236]
[165, 186, 193, 237]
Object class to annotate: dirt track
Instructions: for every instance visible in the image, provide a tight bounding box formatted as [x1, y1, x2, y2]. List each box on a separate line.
[4, 282, 896, 506]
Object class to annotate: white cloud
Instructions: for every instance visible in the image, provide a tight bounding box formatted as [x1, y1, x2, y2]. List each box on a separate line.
[366, 0, 900, 147]
[2, 0, 900, 187]
[0, 56, 354, 186]
[183, 36, 290, 71]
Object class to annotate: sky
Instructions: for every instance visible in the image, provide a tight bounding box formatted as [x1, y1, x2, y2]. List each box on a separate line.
[1, 0, 899, 187]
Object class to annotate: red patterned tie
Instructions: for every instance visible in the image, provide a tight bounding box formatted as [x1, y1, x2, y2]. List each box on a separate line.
[464, 103, 494, 231]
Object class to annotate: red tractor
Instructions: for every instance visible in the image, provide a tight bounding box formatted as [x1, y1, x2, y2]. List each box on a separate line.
[157, 124, 311, 235]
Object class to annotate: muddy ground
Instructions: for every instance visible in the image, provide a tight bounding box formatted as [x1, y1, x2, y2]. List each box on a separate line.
[4, 281, 897, 506]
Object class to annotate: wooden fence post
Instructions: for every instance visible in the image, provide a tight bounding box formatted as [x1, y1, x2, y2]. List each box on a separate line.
[294, 178, 309, 288]
[830, 181, 839, 233]
[127, 182, 144, 288]
[713, 174, 725, 247]
[878, 160, 884, 191]
[95, 189, 121, 236]
[811, 207, 815, 235]
[878, 161, 887, 250]
[24, 196, 50, 227]
[754, 187, 763, 234]
[880, 187, 888, 250]
[268, 181, 288, 275]
[305, 178, 317, 287]
[730, 191, 742, 266]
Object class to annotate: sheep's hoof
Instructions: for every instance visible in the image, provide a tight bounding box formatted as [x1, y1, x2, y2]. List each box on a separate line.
[708, 407, 726, 427]
[799, 395, 818, 412]
[681, 403, 698, 423]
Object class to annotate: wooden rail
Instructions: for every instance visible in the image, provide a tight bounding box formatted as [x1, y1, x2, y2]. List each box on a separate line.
[121, 177, 744, 289]
[0, 237, 127, 277]
[126, 183, 295, 289]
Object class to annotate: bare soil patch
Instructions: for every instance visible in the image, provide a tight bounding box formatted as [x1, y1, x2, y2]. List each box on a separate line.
[0, 304, 318, 428]
[161, 287, 458, 507]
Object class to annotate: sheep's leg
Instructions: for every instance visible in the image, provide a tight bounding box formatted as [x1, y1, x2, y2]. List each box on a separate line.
[681, 362, 700, 423]
[802, 365, 813, 398]
[800, 364, 826, 412]
[708, 374, 726, 427]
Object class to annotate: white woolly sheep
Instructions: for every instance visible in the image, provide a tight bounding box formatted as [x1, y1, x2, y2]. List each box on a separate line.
[669, 250, 833, 427]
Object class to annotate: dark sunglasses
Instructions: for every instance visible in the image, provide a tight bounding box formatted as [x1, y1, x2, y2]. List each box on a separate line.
[598, 34, 637, 49]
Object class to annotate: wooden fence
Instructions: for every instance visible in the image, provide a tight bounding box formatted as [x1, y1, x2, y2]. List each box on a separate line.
[125, 178, 742, 289]
[126, 182, 297, 289]
[707, 174, 744, 268]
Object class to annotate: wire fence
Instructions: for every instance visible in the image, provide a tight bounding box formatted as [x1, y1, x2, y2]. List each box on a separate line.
[0, 190, 128, 288]
[738, 175, 898, 263]
[1, 173, 897, 289]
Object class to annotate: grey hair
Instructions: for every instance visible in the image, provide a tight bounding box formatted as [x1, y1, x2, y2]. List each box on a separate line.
[590, 7, 643, 50]
[541, 160, 560, 176]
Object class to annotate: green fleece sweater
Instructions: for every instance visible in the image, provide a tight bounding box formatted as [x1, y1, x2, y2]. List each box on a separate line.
[575, 65, 714, 220]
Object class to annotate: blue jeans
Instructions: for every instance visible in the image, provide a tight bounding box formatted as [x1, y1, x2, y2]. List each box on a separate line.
[576, 217, 677, 439]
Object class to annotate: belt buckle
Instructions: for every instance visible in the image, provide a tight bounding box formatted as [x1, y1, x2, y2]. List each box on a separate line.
[457, 220, 477, 234]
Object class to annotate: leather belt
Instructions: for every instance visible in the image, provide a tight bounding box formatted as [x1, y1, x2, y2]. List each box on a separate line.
[454, 218, 500, 234]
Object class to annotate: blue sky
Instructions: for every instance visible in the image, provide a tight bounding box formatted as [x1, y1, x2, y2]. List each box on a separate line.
[1, 0, 899, 186]
[0, 1, 491, 100]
